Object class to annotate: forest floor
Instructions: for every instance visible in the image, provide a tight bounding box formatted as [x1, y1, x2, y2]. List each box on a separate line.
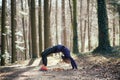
[0, 50, 120, 80]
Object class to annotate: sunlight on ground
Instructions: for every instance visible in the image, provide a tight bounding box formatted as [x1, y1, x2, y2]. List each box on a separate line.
[87, 55, 109, 63]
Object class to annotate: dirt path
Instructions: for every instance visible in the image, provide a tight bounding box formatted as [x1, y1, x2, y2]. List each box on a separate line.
[0, 55, 120, 80]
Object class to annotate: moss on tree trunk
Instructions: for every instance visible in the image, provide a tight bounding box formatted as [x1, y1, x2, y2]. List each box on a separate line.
[93, 0, 112, 54]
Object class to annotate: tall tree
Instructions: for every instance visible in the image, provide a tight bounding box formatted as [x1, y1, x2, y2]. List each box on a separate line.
[44, 0, 51, 48]
[93, 0, 112, 54]
[82, 20, 87, 52]
[117, 0, 120, 47]
[21, 0, 27, 59]
[72, 0, 79, 54]
[112, 5, 116, 46]
[68, 0, 73, 50]
[11, 0, 17, 63]
[61, 0, 67, 46]
[28, 0, 32, 58]
[38, 0, 43, 56]
[118, 5, 120, 46]
[1, 0, 7, 66]
[30, 0, 38, 58]
[80, 0, 83, 52]
[87, 0, 91, 51]
[55, 0, 58, 44]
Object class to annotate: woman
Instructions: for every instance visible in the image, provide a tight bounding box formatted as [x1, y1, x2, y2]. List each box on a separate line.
[41, 45, 77, 70]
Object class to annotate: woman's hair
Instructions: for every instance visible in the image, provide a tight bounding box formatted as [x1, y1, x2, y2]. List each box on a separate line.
[61, 56, 69, 59]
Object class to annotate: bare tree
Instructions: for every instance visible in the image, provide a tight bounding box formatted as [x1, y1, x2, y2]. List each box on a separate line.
[11, 0, 17, 63]
[30, 0, 38, 58]
[55, 0, 58, 44]
[21, 0, 27, 59]
[80, 0, 83, 52]
[93, 0, 112, 54]
[119, 6, 120, 46]
[1, 0, 7, 66]
[112, 4, 116, 46]
[87, 0, 91, 51]
[72, 0, 79, 54]
[38, 0, 43, 56]
[44, 0, 51, 48]
[61, 0, 66, 46]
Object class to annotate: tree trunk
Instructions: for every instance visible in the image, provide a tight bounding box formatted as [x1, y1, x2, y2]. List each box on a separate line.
[28, 0, 32, 58]
[38, 0, 43, 56]
[55, 0, 58, 44]
[87, 0, 91, 51]
[93, 0, 112, 54]
[44, 0, 51, 49]
[72, 0, 79, 54]
[24, 0, 29, 59]
[68, 0, 73, 50]
[21, 0, 27, 60]
[80, 0, 83, 52]
[69, 0, 73, 24]
[82, 20, 87, 52]
[1, 0, 7, 66]
[61, 0, 66, 46]
[112, 5, 116, 46]
[11, 0, 17, 63]
[119, 6, 120, 46]
[30, 0, 38, 58]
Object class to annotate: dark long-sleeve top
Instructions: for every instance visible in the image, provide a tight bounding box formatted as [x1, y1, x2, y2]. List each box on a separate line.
[41, 45, 78, 69]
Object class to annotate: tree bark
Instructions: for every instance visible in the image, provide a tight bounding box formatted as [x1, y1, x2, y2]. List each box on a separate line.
[112, 5, 116, 46]
[80, 0, 83, 52]
[55, 0, 58, 44]
[11, 0, 17, 63]
[119, 6, 120, 46]
[38, 0, 43, 56]
[82, 20, 87, 52]
[61, 0, 66, 46]
[72, 0, 79, 54]
[30, 0, 38, 58]
[93, 0, 112, 54]
[87, 0, 91, 51]
[1, 0, 7, 66]
[21, 0, 27, 60]
[44, 0, 51, 48]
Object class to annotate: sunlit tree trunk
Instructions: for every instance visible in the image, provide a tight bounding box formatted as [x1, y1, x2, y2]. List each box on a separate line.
[1, 0, 7, 66]
[61, 0, 66, 46]
[68, 0, 73, 50]
[87, 0, 91, 51]
[80, 0, 83, 52]
[28, 0, 32, 58]
[112, 5, 116, 46]
[11, 0, 17, 63]
[55, 0, 58, 44]
[93, 0, 112, 54]
[82, 20, 87, 52]
[72, 0, 79, 54]
[21, 0, 27, 60]
[24, 0, 29, 59]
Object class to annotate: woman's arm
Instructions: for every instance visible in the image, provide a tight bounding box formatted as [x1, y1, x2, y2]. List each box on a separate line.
[69, 57, 78, 69]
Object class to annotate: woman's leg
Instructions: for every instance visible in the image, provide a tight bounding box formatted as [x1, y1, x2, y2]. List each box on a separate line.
[42, 56, 47, 66]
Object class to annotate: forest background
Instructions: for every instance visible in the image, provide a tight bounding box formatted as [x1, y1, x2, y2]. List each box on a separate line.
[0, 0, 120, 66]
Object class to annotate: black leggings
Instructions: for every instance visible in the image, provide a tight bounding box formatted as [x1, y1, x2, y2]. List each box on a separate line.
[42, 56, 47, 66]
[41, 47, 56, 66]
